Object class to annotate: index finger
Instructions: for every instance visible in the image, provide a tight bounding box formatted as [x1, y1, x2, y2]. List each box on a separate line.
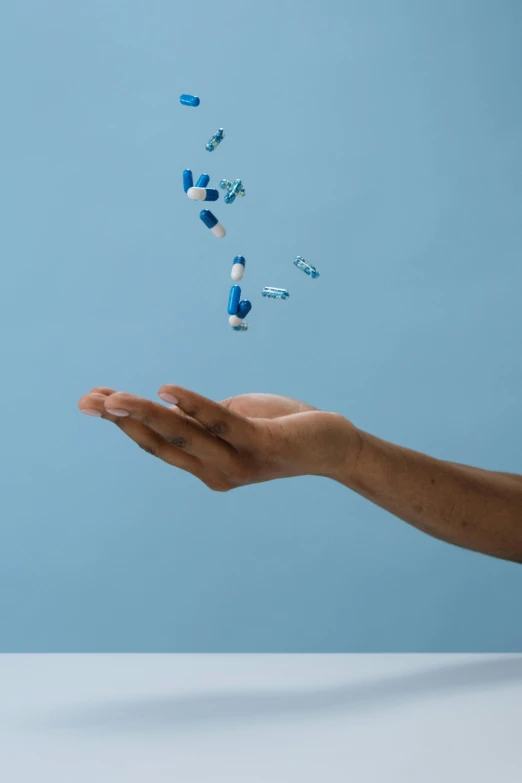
[158, 385, 256, 449]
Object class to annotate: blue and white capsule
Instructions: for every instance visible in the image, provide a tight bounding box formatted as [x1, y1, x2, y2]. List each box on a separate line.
[200, 209, 226, 238]
[231, 255, 246, 281]
[183, 169, 193, 193]
[180, 94, 200, 107]
[294, 256, 320, 279]
[262, 287, 290, 300]
[196, 173, 210, 188]
[206, 128, 225, 151]
[187, 187, 219, 201]
[228, 285, 241, 316]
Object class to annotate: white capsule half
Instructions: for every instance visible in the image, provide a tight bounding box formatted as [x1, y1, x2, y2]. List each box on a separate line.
[229, 315, 242, 326]
[231, 265, 245, 281]
[211, 223, 226, 239]
[187, 186, 206, 200]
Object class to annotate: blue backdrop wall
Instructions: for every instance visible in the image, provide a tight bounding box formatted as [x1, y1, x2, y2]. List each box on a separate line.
[1, 0, 521, 650]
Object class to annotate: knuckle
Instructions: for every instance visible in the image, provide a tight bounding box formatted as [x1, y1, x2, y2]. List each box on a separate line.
[166, 435, 188, 448]
[138, 442, 158, 457]
[207, 420, 228, 436]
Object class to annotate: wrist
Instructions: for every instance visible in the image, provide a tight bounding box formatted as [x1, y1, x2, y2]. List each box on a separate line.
[308, 412, 363, 484]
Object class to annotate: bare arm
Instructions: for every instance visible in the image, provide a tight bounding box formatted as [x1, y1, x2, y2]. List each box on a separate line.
[333, 425, 522, 563]
[78, 385, 522, 564]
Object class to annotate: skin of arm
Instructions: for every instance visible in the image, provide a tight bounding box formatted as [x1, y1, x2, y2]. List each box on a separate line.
[78, 385, 522, 564]
[331, 424, 522, 563]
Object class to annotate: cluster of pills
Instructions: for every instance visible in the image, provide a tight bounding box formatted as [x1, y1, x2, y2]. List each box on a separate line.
[180, 93, 320, 333]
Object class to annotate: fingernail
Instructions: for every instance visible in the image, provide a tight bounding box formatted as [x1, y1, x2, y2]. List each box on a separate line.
[81, 408, 102, 417]
[106, 408, 130, 417]
[159, 392, 179, 405]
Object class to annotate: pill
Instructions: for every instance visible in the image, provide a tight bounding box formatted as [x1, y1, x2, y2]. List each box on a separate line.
[196, 173, 210, 188]
[294, 256, 320, 279]
[224, 180, 245, 205]
[206, 128, 225, 151]
[200, 209, 226, 238]
[180, 94, 200, 107]
[261, 287, 290, 300]
[183, 169, 193, 193]
[229, 315, 242, 327]
[187, 187, 219, 202]
[231, 256, 246, 281]
[228, 285, 241, 315]
[231, 321, 248, 332]
[237, 300, 252, 319]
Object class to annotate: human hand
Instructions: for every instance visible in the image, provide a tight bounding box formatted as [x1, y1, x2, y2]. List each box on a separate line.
[78, 385, 361, 491]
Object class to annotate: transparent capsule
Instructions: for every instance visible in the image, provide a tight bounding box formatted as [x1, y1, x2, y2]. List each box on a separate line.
[294, 256, 320, 279]
[218, 178, 245, 204]
[262, 287, 290, 300]
[231, 321, 248, 332]
[206, 128, 225, 151]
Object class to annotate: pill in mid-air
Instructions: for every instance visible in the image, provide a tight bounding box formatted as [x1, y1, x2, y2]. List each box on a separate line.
[180, 94, 200, 107]
[183, 169, 193, 193]
[237, 300, 252, 319]
[261, 287, 290, 300]
[228, 285, 241, 315]
[206, 128, 225, 151]
[200, 209, 226, 238]
[229, 314, 242, 327]
[196, 173, 210, 188]
[187, 187, 219, 202]
[231, 256, 246, 281]
[294, 256, 320, 279]
[231, 321, 248, 332]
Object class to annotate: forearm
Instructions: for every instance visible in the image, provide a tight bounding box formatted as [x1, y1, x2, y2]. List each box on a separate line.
[333, 424, 522, 563]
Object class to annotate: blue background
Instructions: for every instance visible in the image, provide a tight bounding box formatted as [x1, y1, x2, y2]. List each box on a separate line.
[1, 0, 521, 651]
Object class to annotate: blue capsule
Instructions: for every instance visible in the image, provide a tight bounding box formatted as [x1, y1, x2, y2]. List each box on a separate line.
[183, 169, 193, 193]
[206, 128, 225, 151]
[180, 94, 200, 107]
[262, 287, 290, 300]
[294, 256, 320, 279]
[237, 300, 252, 319]
[231, 255, 246, 281]
[200, 209, 226, 238]
[196, 173, 210, 188]
[228, 285, 241, 315]
[231, 322, 248, 332]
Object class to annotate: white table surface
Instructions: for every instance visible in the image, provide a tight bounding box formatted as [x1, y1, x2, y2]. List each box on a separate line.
[0, 654, 521, 782]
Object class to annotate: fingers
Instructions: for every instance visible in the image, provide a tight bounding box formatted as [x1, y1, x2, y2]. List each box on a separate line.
[158, 385, 256, 449]
[78, 391, 202, 475]
[90, 391, 237, 463]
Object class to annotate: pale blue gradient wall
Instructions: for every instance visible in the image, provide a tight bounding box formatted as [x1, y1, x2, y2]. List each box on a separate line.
[0, 0, 521, 651]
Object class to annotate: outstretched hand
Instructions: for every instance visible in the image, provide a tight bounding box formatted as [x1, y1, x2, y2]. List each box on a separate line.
[78, 385, 360, 490]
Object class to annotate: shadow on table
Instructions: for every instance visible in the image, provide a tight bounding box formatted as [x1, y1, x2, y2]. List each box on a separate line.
[45, 656, 522, 733]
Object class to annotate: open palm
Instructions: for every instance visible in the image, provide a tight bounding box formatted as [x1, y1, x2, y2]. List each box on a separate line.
[78, 385, 357, 490]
